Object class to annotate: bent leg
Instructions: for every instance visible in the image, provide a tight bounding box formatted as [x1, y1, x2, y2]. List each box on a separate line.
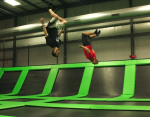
[82, 32, 95, 36]
[89, 34, 96, 39]
[49, 10, 67, 24]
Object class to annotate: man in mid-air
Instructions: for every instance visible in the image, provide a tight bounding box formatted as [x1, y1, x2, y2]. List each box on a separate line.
[40, 2, 67, 57]
[79, 29, 101, 64]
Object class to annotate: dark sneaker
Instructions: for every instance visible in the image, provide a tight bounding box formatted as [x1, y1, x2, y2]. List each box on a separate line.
[47, 2, 53, 11]
[97, 30, 101, 36]
[47, 2, 58, 13]
[94, 28, 98, 35]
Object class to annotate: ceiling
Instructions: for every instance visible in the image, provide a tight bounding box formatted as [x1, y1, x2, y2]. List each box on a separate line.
[0, 0, 116, 20]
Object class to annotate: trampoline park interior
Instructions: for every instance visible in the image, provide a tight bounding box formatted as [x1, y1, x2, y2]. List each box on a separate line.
[2, 0, 150, 117]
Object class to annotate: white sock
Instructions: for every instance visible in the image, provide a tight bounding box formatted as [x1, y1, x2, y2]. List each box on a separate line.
[50, 17, 56, 22]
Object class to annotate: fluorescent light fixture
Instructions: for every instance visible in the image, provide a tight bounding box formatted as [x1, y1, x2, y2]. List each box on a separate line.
[82, 13, 107, 19]
[138, 5, 150, 11]
[4, 0, 21, 6]
[22, 24, 42, 29]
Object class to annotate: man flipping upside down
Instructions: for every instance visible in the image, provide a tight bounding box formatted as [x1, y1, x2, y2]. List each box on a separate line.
[79, 29, 101, 64]
[40, 3, 67, 57]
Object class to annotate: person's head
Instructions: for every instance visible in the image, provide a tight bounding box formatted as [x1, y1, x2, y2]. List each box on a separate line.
[92, 58, 99, 65]
[52, 48, 60, 57]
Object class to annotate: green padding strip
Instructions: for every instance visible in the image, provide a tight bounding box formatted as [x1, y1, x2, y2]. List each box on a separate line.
[0, 70, 4, 79]
[91, 105, 150, 110]
[58, 63, 86, 69]
[136, 59, 150, 65]
[64, 98, 109, 101]
[2, 65, 52, 71]
[126, 60, 136, 65]
[93, 60, 126, 67]
[0, 115, 16, 117]
[27, 103, 150, 111]
[0, 104, 24, 110]
[12, 70, 29, 94]
[114, 65, 136, 99]
[42, 68, 59, 94]
[78, 66, 94, 95]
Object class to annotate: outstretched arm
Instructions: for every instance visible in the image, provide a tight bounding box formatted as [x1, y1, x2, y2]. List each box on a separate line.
[79, 45, 90, 54]
[92, 49, 95, 53]
[42, 24, 49, 37]
[40, 18, 49, 37]
[58, 28, 63, 38]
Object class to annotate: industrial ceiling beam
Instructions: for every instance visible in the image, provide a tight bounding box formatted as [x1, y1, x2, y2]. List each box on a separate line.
[129, 0, 133, 7]
[57, 0, 67, 5]
[41, 0, 49, 4]
[1, 5, 150, 38]
[0, 0, 117, 20]
[0, 11, 6, 16]
[22, 0, 41, 9]
[78, 0, 84, 5]
[17, 6, 29, 12]
[0, 5, 19, 17]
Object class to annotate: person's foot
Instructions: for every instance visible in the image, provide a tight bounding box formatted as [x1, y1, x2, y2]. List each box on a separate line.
[94, 28, 98, 35]
[47, 2, 58, 13]
[47, 2, 53, 11]
[97, 30, 101, 36]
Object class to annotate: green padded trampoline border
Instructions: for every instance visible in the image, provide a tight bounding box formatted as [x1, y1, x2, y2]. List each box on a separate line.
[0, 59, 150, 111]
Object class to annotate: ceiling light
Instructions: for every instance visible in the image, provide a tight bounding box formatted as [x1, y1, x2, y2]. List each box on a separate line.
[138, 5, 150, 11]
[4, 0, 21, 6]
[82, 13, 107, 19]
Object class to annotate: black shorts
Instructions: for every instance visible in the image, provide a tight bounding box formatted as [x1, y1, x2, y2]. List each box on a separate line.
[82, 33, 91, 46]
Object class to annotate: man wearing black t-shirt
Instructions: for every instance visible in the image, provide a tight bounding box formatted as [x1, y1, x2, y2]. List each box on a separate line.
[40, 3, 67, 57]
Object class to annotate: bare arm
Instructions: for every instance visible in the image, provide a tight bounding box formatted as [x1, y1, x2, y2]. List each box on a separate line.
[40, 18, 49, 37]
[92, 49, 95, 53]
[79, 45, 90, 54]
[58, 28, 63, 38]
[42, 24, 49, 37]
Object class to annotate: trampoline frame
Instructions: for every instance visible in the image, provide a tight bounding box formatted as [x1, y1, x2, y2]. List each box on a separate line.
[0, 59, 150, 112]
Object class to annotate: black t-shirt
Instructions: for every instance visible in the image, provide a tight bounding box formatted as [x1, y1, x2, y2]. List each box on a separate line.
[46, 27, 58, 38]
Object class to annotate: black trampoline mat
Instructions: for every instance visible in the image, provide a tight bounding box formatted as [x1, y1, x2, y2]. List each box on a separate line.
[48, 100, 150, 106]
[134, 65, 150, 98]
[1, 98, 42, 102]
[0, 106, 150, 117]
[50, 68, 84, 97]
[0, 71, 21, 94]
[88, 66, 125, 98]
[17, 70, 50, 96]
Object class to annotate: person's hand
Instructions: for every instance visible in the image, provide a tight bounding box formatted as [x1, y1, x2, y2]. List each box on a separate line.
[79, 45, 83, 48]
[40, 18, 45, 24]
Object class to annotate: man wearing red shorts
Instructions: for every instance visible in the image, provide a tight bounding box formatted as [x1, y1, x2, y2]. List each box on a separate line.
[79, 29, 100, 64]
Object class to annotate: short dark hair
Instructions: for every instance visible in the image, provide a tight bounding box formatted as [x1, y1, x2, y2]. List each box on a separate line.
[52, 50, 58, 57]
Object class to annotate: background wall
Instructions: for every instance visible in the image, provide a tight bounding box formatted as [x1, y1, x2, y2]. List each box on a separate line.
[0, 0, 150, 67]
